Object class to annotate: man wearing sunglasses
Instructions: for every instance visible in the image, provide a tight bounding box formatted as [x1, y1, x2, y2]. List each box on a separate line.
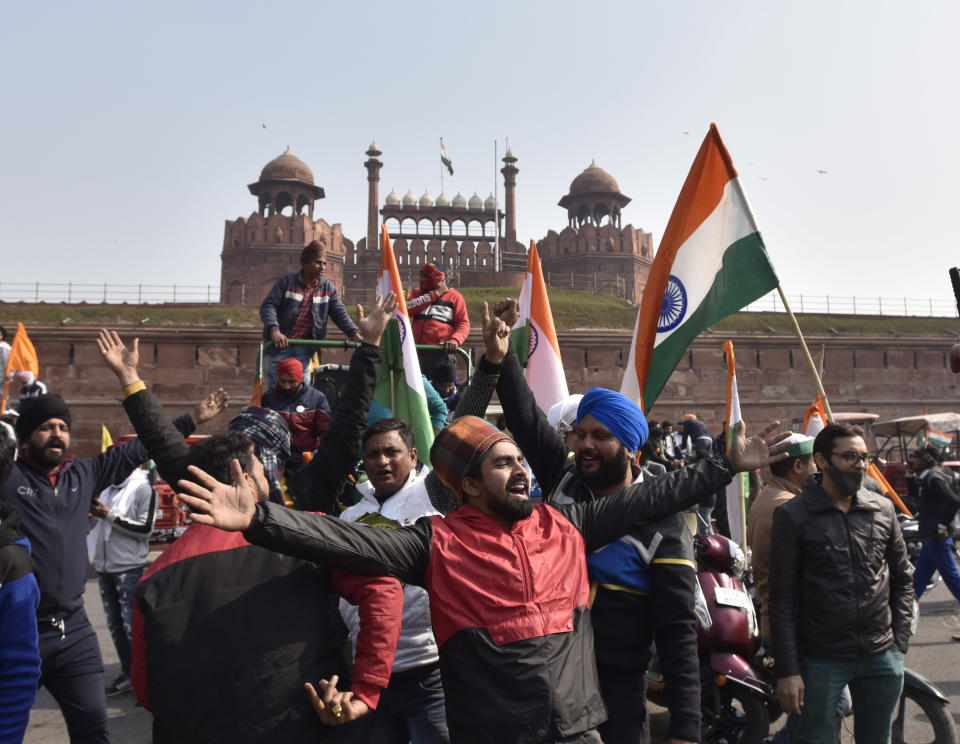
[769, 423, 914, 744]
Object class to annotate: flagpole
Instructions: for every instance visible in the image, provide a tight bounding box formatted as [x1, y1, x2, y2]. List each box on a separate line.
[776, 285, 835, 422]
[439, 137, 444, 196]
[729, 176, 835, 423]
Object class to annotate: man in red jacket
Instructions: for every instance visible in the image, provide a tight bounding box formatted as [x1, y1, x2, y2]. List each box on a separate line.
[407, 263, 470, 377]
[175, 310, 790, 744]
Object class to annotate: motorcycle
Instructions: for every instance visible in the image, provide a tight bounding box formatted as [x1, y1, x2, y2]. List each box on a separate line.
[648, 532, 774, 744]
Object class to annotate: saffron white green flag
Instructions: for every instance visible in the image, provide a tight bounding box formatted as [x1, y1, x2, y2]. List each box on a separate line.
[440, 139, 453, 176]
[803, 395, 828, 437]
[621, 124, 779, 411]
[723, 341, 749, 547]
[510, 240, 568, 414]
[375, 225, 434, 456]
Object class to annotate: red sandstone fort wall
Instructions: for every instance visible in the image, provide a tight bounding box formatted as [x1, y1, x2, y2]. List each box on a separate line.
[9, 323, 958, 457]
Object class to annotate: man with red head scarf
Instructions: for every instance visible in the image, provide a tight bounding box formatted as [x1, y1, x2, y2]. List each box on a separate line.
[406, 263, 470, 377]
[261, 357, 332, 458]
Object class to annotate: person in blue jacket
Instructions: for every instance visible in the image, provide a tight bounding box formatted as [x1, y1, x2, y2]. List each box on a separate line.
[3, 390, 223, 743]
[0, 424, 41, 744]
[260, 239, 361, 391]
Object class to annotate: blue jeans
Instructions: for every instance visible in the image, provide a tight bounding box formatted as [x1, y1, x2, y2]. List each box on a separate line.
[98, 567, 144, 677]
[770, 686, 851, 743]
[367, 663, 449, 744]
[794, 646, 904, 744]
[913, 537, 960, 601]
[263, 345, 313, 393]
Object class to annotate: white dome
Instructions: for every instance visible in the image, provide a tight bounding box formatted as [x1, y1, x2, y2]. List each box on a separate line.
[435, 192, 451, 207]
[419, 190, 434, 208]
[385, 188, 401, 206]
[402, 189, 418, 207]
[484, 193, 497, 211]
[452, 192, 467, 209]
[468, 192, 483, 209]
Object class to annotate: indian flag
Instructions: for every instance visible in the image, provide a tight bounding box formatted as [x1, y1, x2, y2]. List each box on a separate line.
[803, 395, 828, 437]
[723, 341, 749, 547]
[511, 240, 568, 413]
[374, 225, 435, 456]
[441, 139, 453, 176]
[927, 428, 953, 448]
[620, 124, 779, 410]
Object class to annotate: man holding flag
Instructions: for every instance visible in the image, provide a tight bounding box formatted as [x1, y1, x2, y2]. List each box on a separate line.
[490, 316, 701, 744]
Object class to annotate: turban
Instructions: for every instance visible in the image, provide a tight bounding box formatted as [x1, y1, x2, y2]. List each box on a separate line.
[227, 406, 291, 504]
[577, 388, 648, 453]
[430, 416, 512, 498]
[16, 394, 71, 443]
[547, 394, 583, 438]
[276, 358, 304, 383]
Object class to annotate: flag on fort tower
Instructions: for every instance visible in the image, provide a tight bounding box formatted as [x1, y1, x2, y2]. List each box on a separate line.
[441, 139, 454, 176]
[620, 124, 779, 411]
[802, 394, 828, 437]
[374, 225, 434, 456]
[1, 322, 40, 411]
[723, 341, 749, 547]
[510, 240, 568, 414]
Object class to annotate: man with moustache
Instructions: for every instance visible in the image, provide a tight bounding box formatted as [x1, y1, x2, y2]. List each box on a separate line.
[770, 423, 914, 744]
[260, 239, 362, 391]
[173, 307, 788, 744]
[490, 324, 700, 744]
[2, 393, 220, 743]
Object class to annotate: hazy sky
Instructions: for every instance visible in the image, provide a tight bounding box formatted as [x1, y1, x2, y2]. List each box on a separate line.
[3, 1, 958, 308]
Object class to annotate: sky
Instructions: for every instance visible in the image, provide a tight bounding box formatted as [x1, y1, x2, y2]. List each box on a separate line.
[3, 1, 959, 309]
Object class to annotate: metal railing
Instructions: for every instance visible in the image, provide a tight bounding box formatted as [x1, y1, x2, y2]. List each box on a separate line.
[2, 281, 957, 319]
[0, 282, 220, 304]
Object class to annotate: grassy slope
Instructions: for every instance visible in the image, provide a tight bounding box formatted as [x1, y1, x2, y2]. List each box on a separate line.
[2, 289, 958, 334]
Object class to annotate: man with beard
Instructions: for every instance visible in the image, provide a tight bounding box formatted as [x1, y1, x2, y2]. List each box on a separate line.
[172, 307, 789, 744]
[261, 356, 332, 457]
[489, 328, 700, 744]
[2, 392, 223, 743]
[770, 423, 914, 743]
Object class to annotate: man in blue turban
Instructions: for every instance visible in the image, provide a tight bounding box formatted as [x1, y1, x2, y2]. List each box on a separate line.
[490, 322, 702, 744]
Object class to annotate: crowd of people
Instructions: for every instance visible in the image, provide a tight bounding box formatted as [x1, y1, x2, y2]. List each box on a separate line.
[0, 255, 956, 744]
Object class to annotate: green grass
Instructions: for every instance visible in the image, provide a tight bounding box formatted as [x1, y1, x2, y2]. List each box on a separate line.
[2, 290, 958, 334]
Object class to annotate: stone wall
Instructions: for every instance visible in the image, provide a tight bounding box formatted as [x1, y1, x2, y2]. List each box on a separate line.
[11, 322, 959, 457]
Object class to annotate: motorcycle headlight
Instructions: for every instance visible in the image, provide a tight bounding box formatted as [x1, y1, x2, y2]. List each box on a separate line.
[693, 577, 713, 630]
[731, 545, 746, 579]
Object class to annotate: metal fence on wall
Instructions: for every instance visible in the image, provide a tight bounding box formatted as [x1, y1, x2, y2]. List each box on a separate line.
[0, 281, 957, 318]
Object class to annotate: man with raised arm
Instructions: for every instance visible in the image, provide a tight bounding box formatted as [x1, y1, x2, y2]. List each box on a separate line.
[176, 306, 789, 744]
[95, 295, 404, 744]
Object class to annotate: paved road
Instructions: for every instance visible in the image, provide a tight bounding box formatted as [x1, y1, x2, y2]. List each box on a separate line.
[24, 573, 960, 743]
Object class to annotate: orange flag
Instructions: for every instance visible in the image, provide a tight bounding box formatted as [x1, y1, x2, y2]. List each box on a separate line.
[2, 323, 39, 411]
[868, 462, 912, 517]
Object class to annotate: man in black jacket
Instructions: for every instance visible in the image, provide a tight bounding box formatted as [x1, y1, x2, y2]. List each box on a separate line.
[770, 423, 914, 744]
[488, 310, 700, 744]
[908, 445, 960, 608]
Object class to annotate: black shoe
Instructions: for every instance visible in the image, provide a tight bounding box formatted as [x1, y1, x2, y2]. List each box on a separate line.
[105, 674, 132, 696]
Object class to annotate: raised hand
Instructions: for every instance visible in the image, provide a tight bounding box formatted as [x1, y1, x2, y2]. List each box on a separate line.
[96, 329, 140, 387]
[356, 292, 397, 346]
[177, 459, 257, 532]
[193, 387, 230, 425]
[480, 301, 511, 364]
[494, 298, 520, 328]
[727, 420, 792, 473]
[305, 675, 370, 726]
